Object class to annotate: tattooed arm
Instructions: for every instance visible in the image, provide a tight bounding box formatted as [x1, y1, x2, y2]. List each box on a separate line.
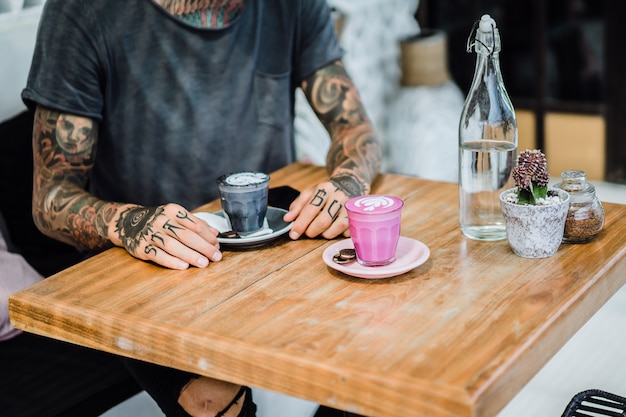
[285, 60, 382, 239]
[31, 105, 222, 270]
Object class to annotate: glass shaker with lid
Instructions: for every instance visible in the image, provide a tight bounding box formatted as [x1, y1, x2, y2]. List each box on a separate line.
[555, 170, 605, 243]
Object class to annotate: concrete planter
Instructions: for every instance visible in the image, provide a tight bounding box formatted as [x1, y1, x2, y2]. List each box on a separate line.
[499, 188, 570, 258]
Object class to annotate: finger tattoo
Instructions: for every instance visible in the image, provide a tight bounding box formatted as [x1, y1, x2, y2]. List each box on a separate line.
[310, 189, 327, 207]
[176, 210, 194, 223]
[144, 245, 158, 257]
[327, 200, 342, 221]
[163, 219, 183, 237]
[151, 232, 165, 245]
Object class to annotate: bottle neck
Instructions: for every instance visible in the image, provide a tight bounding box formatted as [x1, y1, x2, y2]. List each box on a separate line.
[460, 19, 517, 144]
[461, 52, 516, 142]
[471, 53, 506, 91]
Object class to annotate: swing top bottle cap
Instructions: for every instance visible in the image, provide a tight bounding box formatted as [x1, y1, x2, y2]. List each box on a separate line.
[479, 14, 496, 32]
[472, 14, 501, 54]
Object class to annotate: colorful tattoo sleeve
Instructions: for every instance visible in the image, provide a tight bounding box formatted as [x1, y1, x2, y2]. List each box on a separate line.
[32, 106, 117, 251]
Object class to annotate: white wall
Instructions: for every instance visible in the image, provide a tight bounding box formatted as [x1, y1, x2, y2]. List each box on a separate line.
[0, 2, 45, 122]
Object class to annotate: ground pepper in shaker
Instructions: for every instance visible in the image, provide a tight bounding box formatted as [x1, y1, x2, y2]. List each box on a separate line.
[555, 170, 605, 243]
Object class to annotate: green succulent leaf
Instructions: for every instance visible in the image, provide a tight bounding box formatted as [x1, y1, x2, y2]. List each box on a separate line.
[517, 184, 548, 205]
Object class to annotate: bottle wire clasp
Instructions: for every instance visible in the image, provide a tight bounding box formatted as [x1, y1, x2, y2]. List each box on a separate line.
[466, 18, 496, 57]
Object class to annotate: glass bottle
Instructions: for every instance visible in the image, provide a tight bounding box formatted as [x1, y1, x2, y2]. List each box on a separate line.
[555, 170, 605, 243]
[459, 14, 518, 241]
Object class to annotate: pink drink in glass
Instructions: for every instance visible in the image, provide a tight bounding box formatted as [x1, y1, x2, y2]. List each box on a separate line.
[345, 195, 404, 266]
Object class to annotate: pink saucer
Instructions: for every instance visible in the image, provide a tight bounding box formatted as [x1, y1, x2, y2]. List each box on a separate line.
[322, 237, 430, 279]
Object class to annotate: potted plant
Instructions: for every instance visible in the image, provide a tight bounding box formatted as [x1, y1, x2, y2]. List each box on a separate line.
[499, 149, 570, 258]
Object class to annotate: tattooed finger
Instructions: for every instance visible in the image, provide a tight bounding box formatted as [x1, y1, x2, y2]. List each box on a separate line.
[163, 219, 183, 238]
[327, 200, 342, 221]
[151, 232, 165, 245]
[310, 189, 327, 207]
[176, 210, 194, 223]
[144, 245, 158, 257]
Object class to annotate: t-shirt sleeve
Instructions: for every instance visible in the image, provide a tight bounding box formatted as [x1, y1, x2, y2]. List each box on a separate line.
[21, 0, 105, 120]
[292, 0, 344, 82]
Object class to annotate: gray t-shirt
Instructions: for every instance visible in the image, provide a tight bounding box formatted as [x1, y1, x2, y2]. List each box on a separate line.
[22, 0, 343, 209]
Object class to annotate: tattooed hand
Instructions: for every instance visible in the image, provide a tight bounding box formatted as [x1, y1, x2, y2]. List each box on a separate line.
[113, 203, 222, 270]
[284, 178, 361, 240]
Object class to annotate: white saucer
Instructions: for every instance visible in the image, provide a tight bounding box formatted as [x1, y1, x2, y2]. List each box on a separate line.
[322, 237, 430, 279]
[195, 207, 292, 248]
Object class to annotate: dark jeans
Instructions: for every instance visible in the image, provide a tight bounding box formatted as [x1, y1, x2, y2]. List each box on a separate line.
[123, 358, 257, 417]
[0, 332, 141, 417]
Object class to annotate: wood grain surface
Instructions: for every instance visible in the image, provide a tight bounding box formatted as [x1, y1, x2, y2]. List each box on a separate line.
[9, 163, 626, 417]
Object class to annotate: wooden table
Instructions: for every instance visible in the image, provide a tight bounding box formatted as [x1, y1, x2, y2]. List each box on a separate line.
[9, 163, 626, 417]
